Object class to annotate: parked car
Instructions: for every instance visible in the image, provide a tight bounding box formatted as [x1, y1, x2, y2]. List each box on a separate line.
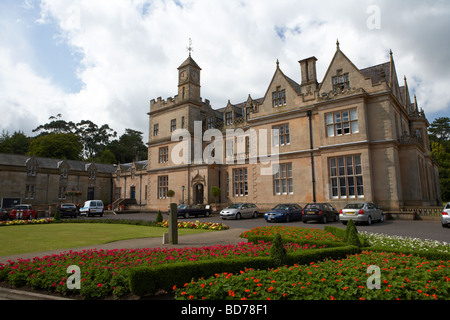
[175, 204, 212, 218]
[79, 200, 104, 217]
[301, 203, 339, 224]
[220, 203, 258, 220]
[264, 204, 303, 223]
[339, 202, 384, 225]
[9, 204, 37, 220]
[0, 208, 9, 221]
[58, 203, 78, 218]
[442, 203, 450, 228]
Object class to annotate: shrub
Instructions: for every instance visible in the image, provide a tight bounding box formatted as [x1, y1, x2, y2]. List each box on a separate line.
[346, 219, 362, 247]
[156, 210, 163, 223]
[269, 233, 287, 266]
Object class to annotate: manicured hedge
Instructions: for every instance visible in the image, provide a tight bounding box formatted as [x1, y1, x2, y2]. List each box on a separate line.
[246, 235, 349, 248]
[129, 245, 361, 297]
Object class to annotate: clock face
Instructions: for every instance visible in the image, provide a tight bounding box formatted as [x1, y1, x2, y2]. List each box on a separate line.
[192, 71, 199, 82]
[180, 71, 188, 82]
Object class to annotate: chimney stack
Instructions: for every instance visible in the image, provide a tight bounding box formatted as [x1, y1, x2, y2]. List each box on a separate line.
[299, 57, 318, 94]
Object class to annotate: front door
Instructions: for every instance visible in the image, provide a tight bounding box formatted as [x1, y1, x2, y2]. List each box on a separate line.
[194, 184, 204, 204]
[87, 187, 95, 200]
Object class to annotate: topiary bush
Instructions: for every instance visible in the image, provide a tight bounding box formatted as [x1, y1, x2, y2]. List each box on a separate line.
[156, 210, 163, 223]
[270, 233, 287, 266]
[345, 219, 362, 247]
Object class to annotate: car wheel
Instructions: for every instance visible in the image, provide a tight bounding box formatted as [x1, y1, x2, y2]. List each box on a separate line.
[367, 216, 372, 225]
[379, 213, 384, 223]
[236, 213, 241, 220]
[335, 214, 339, 222]
[302, 219, 307, 223]
[286, 214, 290, 223]
[322, 215, 327, 224]
[205, 211, 211, 217]
[184, 212, 190, 219]
[252, 211, 257, 218]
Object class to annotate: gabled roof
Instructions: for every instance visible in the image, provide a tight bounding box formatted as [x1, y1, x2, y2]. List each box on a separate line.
[360, 62, 391, 85]
[0, 153, 116, 173]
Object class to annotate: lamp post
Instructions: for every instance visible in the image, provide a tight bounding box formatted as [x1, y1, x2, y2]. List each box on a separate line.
[181, 185, 185, 204]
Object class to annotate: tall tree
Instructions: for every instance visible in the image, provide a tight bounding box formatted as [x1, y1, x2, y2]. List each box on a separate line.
[107, 128, 147, 163]
[429, 117, 450, 201]
[429, 117, 450, 144]
[76, 120, 117, 159]
[32, 114, 76, 134]
[0, 131, 30, 154]
[28, 133, 83, 160]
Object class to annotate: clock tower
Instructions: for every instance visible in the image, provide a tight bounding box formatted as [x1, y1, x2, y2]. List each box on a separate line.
[177, 54, 201, 103]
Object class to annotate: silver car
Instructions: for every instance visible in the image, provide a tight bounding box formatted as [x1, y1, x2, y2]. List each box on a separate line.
[220, 203, 258, 220]
[339, 202, 384, 225]
[442, 203, 450, 228]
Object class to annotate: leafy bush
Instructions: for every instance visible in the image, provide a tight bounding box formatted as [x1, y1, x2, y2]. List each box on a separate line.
[269, 233, 287, 266]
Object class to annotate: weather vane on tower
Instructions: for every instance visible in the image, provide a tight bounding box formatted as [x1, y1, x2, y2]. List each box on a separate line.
[187, 38, 194, 56]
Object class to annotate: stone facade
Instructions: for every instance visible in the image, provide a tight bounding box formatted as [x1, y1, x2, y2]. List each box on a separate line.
[0, 153, 115, 210]
[113, 44, 442, 212]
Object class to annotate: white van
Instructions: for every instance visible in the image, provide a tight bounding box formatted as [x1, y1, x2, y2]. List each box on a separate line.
[80, 200, 104, 217]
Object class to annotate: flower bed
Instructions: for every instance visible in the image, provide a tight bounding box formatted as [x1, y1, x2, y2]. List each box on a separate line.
[0, 241, 320, 299]
[360, 232, 450, 254]
[175, 251, 450, 300]
[240, 226, 344, 242]
[156, 220, 230, 231]
[0, 218, 54, 227]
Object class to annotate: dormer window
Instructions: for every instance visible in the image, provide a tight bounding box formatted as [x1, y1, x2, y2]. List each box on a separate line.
[332, 70, 350, 91]
[27, 165, 37, 177]
[272, 87, 286, 108]
[61, 168, 68, 178]
[225, 112, 233, 125]
[207, 117, 214, 129]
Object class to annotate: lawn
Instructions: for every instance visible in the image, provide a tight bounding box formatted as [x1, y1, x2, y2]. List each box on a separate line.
[0, 223, 210, 256]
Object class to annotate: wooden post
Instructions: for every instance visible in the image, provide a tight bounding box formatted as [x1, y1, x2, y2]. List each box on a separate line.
[169, 203, 178, 244]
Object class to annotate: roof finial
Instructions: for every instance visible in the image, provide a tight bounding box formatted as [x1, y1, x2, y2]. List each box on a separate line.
[276, 59, 280, 68]
[336, 39, 340, 50]
[187, 38, 193, 57]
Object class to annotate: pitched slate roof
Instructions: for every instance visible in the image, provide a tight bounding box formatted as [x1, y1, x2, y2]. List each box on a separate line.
[0, 153, 116, 173]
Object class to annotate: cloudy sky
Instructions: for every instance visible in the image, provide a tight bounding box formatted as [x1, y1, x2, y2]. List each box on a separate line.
[1, 0, 449, 139]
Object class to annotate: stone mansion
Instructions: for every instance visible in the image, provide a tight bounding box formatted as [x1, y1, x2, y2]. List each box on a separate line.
[112, 42, 442, 212]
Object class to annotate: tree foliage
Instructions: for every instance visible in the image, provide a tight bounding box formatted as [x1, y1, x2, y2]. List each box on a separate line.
[0, 131, 30, 155]
[428, 117, 450, 201]
[28, 133, 83, 160]
[0, 114, 147, 164]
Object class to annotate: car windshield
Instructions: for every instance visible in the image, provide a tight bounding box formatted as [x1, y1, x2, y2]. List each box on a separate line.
[178, 204, 188, 209]
[273, 204, 289, 210]
[344, 203, 365, 209]
[304, 204, 321, 210]
[228, 204, 243, 209]
[14, 205, 29, 210]
[62, 204, 75, 208]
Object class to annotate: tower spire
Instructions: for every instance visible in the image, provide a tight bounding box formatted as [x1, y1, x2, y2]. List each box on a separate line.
[187, 38, 193, 57]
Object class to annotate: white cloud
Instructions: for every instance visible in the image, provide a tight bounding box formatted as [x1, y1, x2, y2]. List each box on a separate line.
[0, 0, 449, 139]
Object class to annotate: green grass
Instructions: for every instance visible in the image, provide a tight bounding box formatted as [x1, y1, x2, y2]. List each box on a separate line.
[0, 223, 210, 256]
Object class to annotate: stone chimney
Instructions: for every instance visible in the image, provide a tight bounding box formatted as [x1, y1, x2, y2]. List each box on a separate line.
[299, 57, 318, 95]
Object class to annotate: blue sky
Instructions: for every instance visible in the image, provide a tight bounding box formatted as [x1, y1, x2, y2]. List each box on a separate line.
[0, 0, 449, 139]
